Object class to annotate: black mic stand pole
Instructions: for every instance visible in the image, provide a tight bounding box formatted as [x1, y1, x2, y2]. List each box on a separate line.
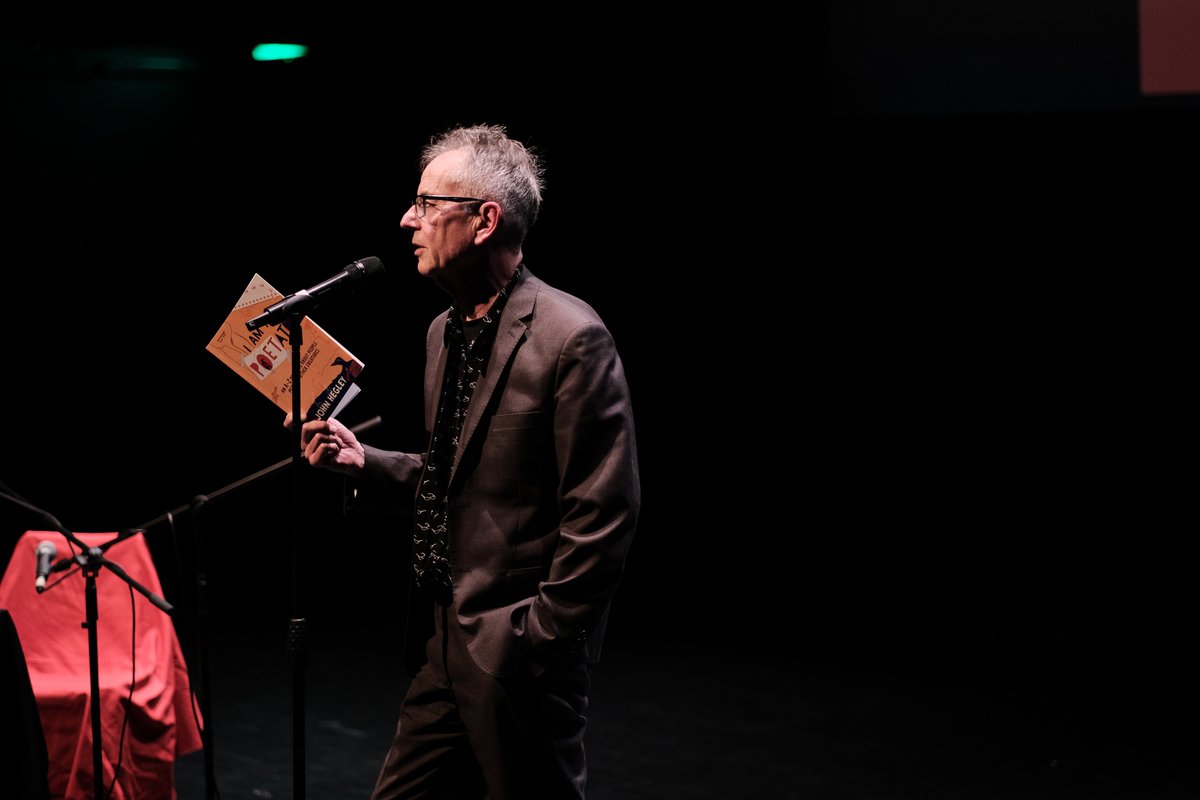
[0, 493, 172, 800]
[287, 311, 308, 800]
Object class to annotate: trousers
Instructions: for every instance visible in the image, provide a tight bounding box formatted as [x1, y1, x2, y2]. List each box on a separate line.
[371, 602, 591, 799]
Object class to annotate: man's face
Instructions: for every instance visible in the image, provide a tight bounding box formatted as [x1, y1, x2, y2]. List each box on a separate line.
[400, 149, 482, 281]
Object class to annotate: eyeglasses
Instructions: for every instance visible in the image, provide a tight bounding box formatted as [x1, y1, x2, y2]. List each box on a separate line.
[412, 194, 485, 219]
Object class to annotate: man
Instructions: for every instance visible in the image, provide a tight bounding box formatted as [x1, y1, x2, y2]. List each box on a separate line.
[292, 123, 641, 799]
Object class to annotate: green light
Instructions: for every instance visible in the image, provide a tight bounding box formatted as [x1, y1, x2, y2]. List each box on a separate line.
[251, 43, 309, 62]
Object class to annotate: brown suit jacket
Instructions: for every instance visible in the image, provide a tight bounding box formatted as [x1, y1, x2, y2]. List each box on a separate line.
[356, 269, 640, 678]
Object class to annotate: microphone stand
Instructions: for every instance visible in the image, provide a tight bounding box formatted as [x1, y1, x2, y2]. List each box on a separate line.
[287, 310, 308, 800]
[76, 538, 173, 800]
[1, 416, 382, 800]
[134, 413, 381, 800]
[0, 492, 172, 800]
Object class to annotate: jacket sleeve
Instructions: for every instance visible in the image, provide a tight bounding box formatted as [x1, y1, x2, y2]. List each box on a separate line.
[343, 444, 426, 516]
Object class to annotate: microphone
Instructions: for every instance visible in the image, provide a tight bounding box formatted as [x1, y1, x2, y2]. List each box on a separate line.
[35, 540, 56, 592]
[246, 256, 385, 330]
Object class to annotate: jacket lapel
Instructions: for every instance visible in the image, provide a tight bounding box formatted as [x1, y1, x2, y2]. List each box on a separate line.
[450, 272, 538, 479]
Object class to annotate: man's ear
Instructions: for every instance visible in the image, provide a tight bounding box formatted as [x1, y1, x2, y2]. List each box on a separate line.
[474, 201, 503, 245]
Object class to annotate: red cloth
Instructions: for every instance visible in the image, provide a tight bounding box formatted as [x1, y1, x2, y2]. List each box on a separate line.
[0, 531, 203, 799]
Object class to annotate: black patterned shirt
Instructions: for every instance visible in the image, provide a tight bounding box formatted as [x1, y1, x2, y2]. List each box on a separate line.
[412, 264, 525, 600]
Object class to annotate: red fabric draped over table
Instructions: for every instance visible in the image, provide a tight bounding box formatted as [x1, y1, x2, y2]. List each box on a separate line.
[0, 531, 203, 799]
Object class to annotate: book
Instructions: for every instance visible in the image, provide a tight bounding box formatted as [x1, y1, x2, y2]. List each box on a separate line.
[206, 273, 363, 421]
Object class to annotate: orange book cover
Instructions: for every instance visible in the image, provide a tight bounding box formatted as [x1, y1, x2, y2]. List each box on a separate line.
[206, 273, 363, 421]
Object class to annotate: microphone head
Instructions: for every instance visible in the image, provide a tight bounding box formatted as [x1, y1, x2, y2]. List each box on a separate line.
[350, 256, 385, 280]
[36, 540, 57, 558]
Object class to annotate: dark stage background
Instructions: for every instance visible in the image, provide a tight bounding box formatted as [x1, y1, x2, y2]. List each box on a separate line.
[3, 4, 1200, 797]
[0, 18, 735, 628]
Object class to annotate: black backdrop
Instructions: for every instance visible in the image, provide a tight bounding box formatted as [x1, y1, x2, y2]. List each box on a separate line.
[3, 5, 1200, 782]
[0, 24, 739, 654]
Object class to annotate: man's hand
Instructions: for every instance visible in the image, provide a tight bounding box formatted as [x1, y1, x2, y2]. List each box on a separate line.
[283, 413, 366, 475]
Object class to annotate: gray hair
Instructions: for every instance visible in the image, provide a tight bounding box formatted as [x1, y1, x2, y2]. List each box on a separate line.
[420, 124, 545, 247]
